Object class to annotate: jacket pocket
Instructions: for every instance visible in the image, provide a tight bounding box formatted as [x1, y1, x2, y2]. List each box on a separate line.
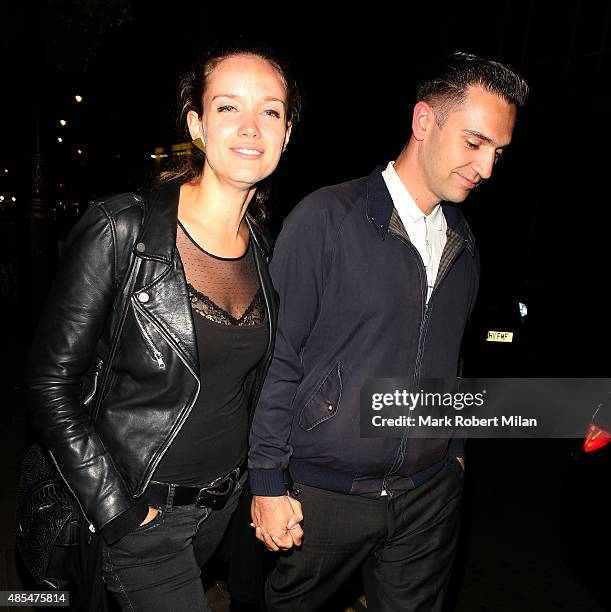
[299, 362, 343, 431]
[132, 304, 166, 369]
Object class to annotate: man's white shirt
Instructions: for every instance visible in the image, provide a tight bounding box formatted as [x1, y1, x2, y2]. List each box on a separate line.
[382, 161, 447, 303]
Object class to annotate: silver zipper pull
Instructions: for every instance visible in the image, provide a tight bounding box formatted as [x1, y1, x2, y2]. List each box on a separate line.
[87, 522, 96, 543]
[153, 350, 165, 369]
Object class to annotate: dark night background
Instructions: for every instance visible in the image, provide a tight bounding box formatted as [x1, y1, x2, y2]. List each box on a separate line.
[1, 1, 610, 610]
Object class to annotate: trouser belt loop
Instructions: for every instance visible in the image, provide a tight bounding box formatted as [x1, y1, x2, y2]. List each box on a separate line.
[166, 483, 176, 512]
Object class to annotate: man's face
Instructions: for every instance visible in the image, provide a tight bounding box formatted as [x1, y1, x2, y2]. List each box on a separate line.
[419, 86, 517, 204]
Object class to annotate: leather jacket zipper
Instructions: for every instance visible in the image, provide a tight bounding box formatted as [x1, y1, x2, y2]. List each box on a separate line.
[47, 451, 96, 535]
[132, 305, 166, 369]
[83, 357, 104, 406]
[91, 255, 142, 423]
[131, 299, 200, 496]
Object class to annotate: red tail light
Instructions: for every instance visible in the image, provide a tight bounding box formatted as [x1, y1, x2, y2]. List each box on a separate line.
[583, 423, 611, 453]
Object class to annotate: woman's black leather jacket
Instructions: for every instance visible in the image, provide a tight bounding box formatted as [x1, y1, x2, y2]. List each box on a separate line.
[27, 181, 278, 536]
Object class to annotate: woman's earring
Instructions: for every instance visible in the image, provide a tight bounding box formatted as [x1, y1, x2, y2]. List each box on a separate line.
[192, 137, 206, 153]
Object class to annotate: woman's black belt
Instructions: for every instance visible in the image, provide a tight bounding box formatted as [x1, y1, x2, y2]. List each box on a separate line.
[145, 461, 246, 510]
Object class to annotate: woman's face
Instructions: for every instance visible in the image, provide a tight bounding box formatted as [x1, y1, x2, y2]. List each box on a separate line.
[189, 54, 291, 192]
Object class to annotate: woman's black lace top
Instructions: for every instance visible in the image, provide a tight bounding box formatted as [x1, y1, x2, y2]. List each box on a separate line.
[153, 221, 268, 486]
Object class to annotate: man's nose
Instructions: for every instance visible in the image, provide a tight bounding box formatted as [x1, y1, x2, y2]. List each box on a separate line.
[473, 150, 496, 180]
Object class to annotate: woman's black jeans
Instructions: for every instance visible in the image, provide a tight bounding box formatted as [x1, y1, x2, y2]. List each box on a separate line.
[101, 472, 246, 611]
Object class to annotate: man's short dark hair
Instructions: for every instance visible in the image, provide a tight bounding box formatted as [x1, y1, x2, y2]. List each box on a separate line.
[417, 52, 529, 126]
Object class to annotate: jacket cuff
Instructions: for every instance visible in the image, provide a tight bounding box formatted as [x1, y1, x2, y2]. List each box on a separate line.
[249, 468, 288, 496]
[101, 501, 149, 545]
[448, 437, 465, 459]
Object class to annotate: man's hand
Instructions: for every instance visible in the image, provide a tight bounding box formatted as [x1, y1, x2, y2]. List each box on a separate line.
[251, 494, 304, 552]
[139, 506, 159, 527]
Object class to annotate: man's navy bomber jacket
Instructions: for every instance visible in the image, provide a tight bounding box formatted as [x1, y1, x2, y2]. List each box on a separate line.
[249, 167, 479, 498]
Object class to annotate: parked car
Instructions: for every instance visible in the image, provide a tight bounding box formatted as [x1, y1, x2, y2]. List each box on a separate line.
[559, 400, 610, 609]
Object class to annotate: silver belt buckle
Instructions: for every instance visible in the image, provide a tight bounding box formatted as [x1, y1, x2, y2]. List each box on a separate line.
[195, 476, 234, 510]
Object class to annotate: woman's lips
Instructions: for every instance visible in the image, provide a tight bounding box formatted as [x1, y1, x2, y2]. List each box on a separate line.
[231, 146, 264, 158]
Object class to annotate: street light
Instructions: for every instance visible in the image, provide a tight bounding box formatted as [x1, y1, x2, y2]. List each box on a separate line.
[75, 95, 83, 103]
[59, 119, 67, 127]
[57, 137, 63, 143]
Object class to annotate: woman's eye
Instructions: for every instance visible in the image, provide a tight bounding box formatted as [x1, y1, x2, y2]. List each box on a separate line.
[466, 141, 479, 149]
[264, 109, 281, 118]
[217, 105, 236, 112]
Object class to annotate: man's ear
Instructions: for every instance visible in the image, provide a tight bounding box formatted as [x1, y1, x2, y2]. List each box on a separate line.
[186, 110, 205, 142]
[412, 101, 434, 141]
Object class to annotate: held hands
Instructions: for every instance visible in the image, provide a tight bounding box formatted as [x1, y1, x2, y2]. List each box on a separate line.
[251, 494, 304, 552]
[139, 506, 160, 527]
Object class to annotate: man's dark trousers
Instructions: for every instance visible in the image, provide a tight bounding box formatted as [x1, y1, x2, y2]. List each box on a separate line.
[265, 456, 464, 612]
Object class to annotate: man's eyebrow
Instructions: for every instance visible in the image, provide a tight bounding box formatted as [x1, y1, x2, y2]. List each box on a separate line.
[462, 129, 509, 148]
[463, 129, 493, 144]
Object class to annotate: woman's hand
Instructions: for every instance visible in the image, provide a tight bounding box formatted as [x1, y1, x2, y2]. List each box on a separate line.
[251, 494, 304, 552]
[139, 506, 160, 527]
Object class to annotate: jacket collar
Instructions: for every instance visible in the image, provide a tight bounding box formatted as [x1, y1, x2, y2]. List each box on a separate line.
[135, 180, 272, 262]
[366, 166, 475, 256]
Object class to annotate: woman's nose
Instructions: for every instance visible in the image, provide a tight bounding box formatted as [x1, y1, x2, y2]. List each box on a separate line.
[239, 113, 260, 139]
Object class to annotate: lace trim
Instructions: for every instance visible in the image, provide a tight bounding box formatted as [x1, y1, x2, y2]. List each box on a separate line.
[187, 283, 264, 326]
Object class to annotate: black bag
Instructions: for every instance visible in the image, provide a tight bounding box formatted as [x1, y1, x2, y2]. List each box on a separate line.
[16, 443, 110, 611]
[15, 442, 79, 585]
